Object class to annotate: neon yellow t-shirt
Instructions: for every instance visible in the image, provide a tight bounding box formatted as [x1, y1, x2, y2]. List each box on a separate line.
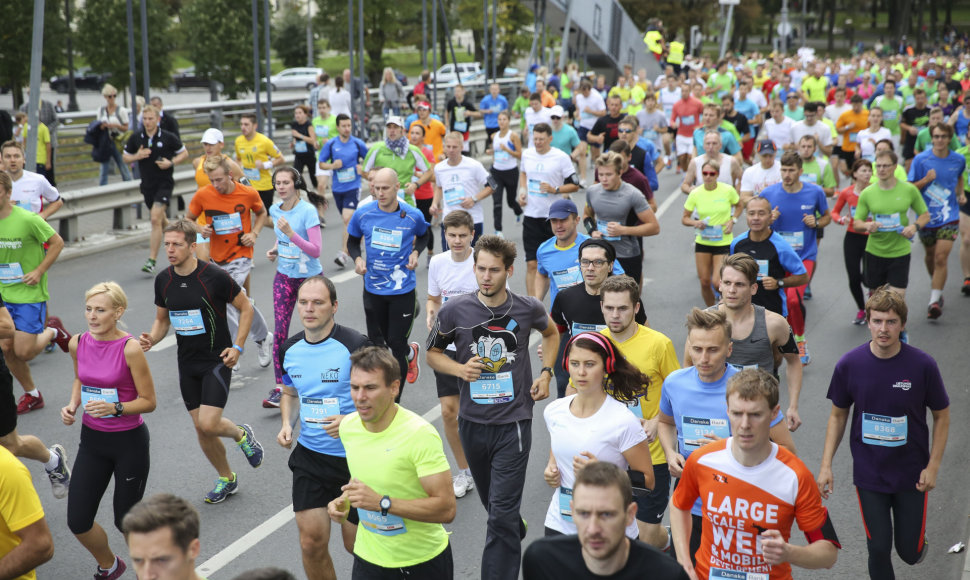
[234, 132, 282, 191]
[21, 123, 50, 166]
[0, 447, 45, 580]
[340, 406, 451, 568]
[684, 182, 739, 247]
[602, 325, 680, 465]
[801, 76, 828, 103]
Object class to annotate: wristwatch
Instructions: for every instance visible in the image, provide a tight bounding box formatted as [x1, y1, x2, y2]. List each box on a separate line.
[540, 367, 553, 377]
[778, 279, 785, 288]
[113, 402, 124, 417]
[380, 495, 392, 517]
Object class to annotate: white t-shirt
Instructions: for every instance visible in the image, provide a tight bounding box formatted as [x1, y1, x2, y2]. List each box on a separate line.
[428, 251, 478, 352]
[790, 120, 833, 150]
[525, 107, 553, 147]
[434, 157, 490, 223]
[11, 171, 59, 215]
[824, 103, 850, 125]
[740, 162, 782, 196]
[759, 117, 795, 151]
[492, 130, 519, 171]
[659, 87, 682, 121]
[328, 89, 352, 117]
[520, 147, 576, 219]
[857, 127, 892, 161]
[574, 91, 606, 130]
[543, 394, 647, 537]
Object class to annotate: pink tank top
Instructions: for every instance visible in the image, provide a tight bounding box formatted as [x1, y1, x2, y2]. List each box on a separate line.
[78, 333, 144, 432]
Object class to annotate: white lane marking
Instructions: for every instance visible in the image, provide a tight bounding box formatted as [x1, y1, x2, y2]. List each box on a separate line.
[655, 188, 681, 219]
[331, 270, 359, 284]
[148, 335, 177, 352]
[422, 404, 442, 423]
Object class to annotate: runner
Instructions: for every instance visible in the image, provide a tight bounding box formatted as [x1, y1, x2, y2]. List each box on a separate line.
[1, 140, 62, 218]
[490, 111, 523, 237]
[671, 368, 840, 580]
[574, 81, 606, 167]
[523, 93, 552, 149]
[759, 101, 797, 156]
[832, 160, 874, 324]
[431, 132, 494, 247]
[0, 444, 53, 580]
[871, 80, 904, 153]
[61, 282, 155, 580]
[235, 113, 284, 228]
[427, 235, 559, 580]
[791, 102, 834, 158]
[797, 135, 838, 197]
[317, 113, 368, 269]
[680, 131, 742, 194]
[900, 89, 931, 172]
[346, 167, 430, 395]
[327, 346, 456, 579]
[739, 141, 782, 205]
[261, 167, 323, 408]
[362, 116, 434, 207]
[409, 102, 447, 161]
[140, 219, 265, 503]
[670, 88, 705, 172]
[122, 494, 205, 580]
[289, 104, 319, 195]
[445, 84, 480, 154]
[277, 276, 369, 580]
[192, 129, 245, 264]
[818, 288, 949, 580]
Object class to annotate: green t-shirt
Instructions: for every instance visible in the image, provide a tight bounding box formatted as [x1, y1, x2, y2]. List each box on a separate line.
[783, 106, 805, 122]
[800, 158, 837, 191]
[707, 72, 736, 99]
[512, 96, 530, 129]
[340, 406, 451, 568]
[802, 76, 828, 102]
[363, 143, 429, 206]
[872, 95, 903, 135]
[868, 163, 909, 184]
[312, 115, 337, 149]
[899, 85, 917, 107]
[0, 206, 56, 303]
[684, 182, 739, 247]
[718, 120, 742, 143]
[914, 127, 960, 154]
[957, 146, 970, 191]
[855, 180, 928, 258]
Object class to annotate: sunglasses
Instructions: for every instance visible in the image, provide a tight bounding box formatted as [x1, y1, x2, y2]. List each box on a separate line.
[617, 128, 633, 134]
[106, 94, 117, 98]
[702, 171, 718, 176]
[550, 116, 562, 120]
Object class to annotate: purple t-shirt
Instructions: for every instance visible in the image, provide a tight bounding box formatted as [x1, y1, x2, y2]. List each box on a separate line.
[759, 181, 828, 261]
[827, 342, 948, 493]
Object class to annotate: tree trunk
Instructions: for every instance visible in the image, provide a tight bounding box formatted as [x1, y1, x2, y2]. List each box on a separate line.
[871, 0, 878, 28]
[826, 0, 835, 51]
[916, 0, 924, 52]
[930, 0, 938, 42]
[945, 0, 953, 26]
[897, 0, 912, 41]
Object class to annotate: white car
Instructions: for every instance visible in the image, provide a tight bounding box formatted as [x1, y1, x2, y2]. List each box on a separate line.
[432, 62, 483, 85]
[267, 67, 323, 91]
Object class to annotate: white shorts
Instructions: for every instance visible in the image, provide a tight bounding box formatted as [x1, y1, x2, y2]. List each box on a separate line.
[675, 135, 695, 157]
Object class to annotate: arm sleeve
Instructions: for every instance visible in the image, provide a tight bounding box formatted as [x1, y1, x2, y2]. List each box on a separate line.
[289, 225, 321, 258]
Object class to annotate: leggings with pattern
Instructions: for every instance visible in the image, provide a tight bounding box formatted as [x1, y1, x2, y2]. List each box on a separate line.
[273, 272, 305, 383]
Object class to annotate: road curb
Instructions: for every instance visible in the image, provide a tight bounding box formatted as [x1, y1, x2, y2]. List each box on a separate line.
[59, 228, 152, 263]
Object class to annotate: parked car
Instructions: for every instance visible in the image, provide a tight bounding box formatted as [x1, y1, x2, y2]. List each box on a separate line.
[169, 68, 224, 93]
[49, 68, 110, 93]
[266, 67, 323, 91]
[432, 62, 482, 84]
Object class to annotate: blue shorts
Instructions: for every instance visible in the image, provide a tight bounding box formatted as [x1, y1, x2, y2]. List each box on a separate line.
[578, 127, 591, 143]
[332, 189, 360, 213]
[7, 302, 47, 335]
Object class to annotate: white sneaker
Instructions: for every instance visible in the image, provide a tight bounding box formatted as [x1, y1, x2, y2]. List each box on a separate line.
[256, 337, 272, 368]
[452, 471, 474, 498]
[495, 231, 504, 238]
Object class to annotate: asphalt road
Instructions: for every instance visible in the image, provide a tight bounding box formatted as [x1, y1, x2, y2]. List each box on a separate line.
[14, 165, 970, 579]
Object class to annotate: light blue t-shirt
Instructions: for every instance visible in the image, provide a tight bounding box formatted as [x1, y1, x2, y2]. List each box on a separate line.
[692, 127, 741, 155]
[759, 181, 829, 261]
[536, 232, 623, 304]
[318, 136, 369, 193]
[270, 200, 323, 279]
[347, 201, 428, 295]
[479, 94, 509, 129]
[908, 149, 966, 228]
[734, 98, 761, 138]
[550, 124, 581, 156]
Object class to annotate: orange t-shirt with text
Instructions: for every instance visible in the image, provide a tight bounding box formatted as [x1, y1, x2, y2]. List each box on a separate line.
[188, 182, 264, 264]
[836, 109, 869, 152]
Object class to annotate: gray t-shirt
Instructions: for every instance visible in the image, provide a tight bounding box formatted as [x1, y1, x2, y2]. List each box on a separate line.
[635, 109, 667, 150]
[429, 291, 549, 424]
[585, 181, 651, 258]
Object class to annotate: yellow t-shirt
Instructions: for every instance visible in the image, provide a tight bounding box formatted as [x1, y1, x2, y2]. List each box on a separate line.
[836, 109, 870, 152]
[0, 447, 45, 580]
[684, 182, 740, 246]
[234, 132, 281, 191]
[20, 123, 50, 166]
[801, 76, 828, 102]
[602, 325, 680, 465]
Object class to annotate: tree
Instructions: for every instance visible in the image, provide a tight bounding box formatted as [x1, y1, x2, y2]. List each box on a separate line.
[453, 0, 532, 72]
[76, 0, 174, 96]
[178, 0, 259, 98]
[0, 0, 69, 108]
[272, 8, 309, 69]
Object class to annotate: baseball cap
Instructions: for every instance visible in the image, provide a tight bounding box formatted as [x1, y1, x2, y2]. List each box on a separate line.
[927, 69, 937, 77]
[549, 105, 565, 118]
[386, 115, 405, 127]
[416, 101, 431, 110]
[201, 128, 224, 144]
[756, 140, 776, 155]
[548, 199, 578, 219]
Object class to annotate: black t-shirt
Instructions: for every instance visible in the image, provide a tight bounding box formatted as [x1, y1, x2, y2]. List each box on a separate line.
[124, 127, 184, 188]
[290, 120, 314, 154]
[523, 535, 690, 580]
[732, 234, 788, 316]
[446, 97, 477, 133]
[723, 111, 750, 139]
[154, 262, 241, 362]
[901, 106, 931, 150]
[590, 114, 625, 149]
[551, 283, 647, 335]
[159, 113, 180, 138]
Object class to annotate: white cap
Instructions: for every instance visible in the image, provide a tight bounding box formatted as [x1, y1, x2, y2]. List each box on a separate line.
[549, 105, 565, 118]
[385, 115, 405, 128]
[201, 128, 224, 144]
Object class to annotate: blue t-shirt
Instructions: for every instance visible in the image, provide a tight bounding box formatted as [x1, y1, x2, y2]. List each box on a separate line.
[692, 127, 741, 155]
[347, 201, 428, 295]
[659, 365, 785, 515]
[269, 200, 323, 279]
[479, 94, 509, 129]
[635, 138, 660, 191]
[550, 124, 581, 156]
[279, 326, 370, 456]
[734, 98, 761, 138]
[907, 149, 966, 228]
[536, 232, 623, 304]
[318, 136, 369, 193]
[759, 182, 828, 261]
[731, 230, 808, 317]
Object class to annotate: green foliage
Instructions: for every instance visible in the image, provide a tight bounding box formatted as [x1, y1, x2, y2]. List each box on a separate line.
[179, 0, 260, 98]
[76, 0, 174, 94]
[272, 9, 310, 69]
[0, 0, 69, 102]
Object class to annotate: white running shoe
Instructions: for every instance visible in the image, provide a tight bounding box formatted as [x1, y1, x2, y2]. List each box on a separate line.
[453, 471, 474, 498]
[256, 337, 272, 368]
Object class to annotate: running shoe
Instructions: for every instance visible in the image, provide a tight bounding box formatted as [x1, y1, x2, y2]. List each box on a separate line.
[46, 444, 71, 499]
[406, 342, 421, 384]
[256, 337, 272, 368]
[44, 341, 55, 353]
[236, 424, 264, 468]
[963, 278, 970, 296]
[495, 230, 504, 238]
[334, 252, 349, 269]
[853, 310, 866, 325]
[803, 285, 813, 300]
[927, 298, 943, 320]
[93, 556, 127, 580]
[797, 339, 811, 366]
[262, 387, 282, 409]
[46, 316, 72, 352]
[141, 258, 156, 275]
[452, 471, 474, 498]
[916, 536, 929, 564]
[16, 392, 44, 414]
[519, 517, 529, 540]
[516, 214, 522, 223]
[204, 473, 238, 504]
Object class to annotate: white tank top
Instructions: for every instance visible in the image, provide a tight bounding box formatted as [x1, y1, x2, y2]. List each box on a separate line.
[694, 154, 735, 187]
[492, 130, 518, 171]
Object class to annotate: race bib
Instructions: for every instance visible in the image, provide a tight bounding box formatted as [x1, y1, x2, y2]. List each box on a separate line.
[597, 220, 621, 241]
[709, 568, 768, 580]
[358, 509, 407, 536]
[681, 115, 695, 126]
[370, 227, 403, 251]
[454, 121, 468, 132]
[925, 183, 951, 205]
[294, 140, 308, 153]
[848, 132, 858, 143]
[559, 486, 573, 523]
[494, 149, 511, 164]
[756, 259, 769, 280]
[862, 413, 907, 447]
[81, 386, 119, 417]
[243, 167, 260, 181]
[170, 309, 205, 336]
[645, 129, 659, 141]
[551, 266, 583, 289]
[336, 167, 356, 183]
[571, 322, 607, 335]
[0, 263, 24, 285]
[883, 109, 898, 121]
[800, 173, 818, 183]
[728, 362, 759, 371]
[701, 224, 724, 242]
[874, 213, 902, 231]
[212, 213, 243, 235]
[444, 185, 466, 206]
[778, 230, 804, 250]
[299, 396, 340, 429]
[277, 240, 301, 261]
[469, 371, 514, 404]
[681, 415, 730, 450]
[528, 178, 545, 197]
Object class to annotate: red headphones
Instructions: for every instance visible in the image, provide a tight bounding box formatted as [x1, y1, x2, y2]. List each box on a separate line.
[562, 332, 619, 374]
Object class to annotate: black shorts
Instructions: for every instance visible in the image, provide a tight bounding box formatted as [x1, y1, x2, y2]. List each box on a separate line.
[485, 126, 500, 144]
[258, 189, 276, 211]
[694, 243, 730, 255]
[864, 252, 911, 289]
[961, 198, 970, 215]
[288, 443, 359, 522]
[837, 148, 857, 167]
[141, 182, 173, 209]
[0, 367, 16, 438]
[523, 216, 553, 261]
[434, 350, 460, 398]
[177, 358, 232, 411]
[353, 543, 452, 579]
[633, 464, 671, 524]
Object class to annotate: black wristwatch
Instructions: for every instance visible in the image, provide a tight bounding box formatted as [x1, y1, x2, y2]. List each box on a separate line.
[113, 402, 124, 417]
[380, 495, 392, 517]
[540, 367, 553, 378]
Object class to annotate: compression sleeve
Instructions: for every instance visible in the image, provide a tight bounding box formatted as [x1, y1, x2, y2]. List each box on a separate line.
[288, 225, 321, 258]
[346, 234, 363, 261]
[413, 229, 430, 255]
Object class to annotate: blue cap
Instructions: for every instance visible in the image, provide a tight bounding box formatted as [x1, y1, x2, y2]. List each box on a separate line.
[548, 199, 578, 219]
